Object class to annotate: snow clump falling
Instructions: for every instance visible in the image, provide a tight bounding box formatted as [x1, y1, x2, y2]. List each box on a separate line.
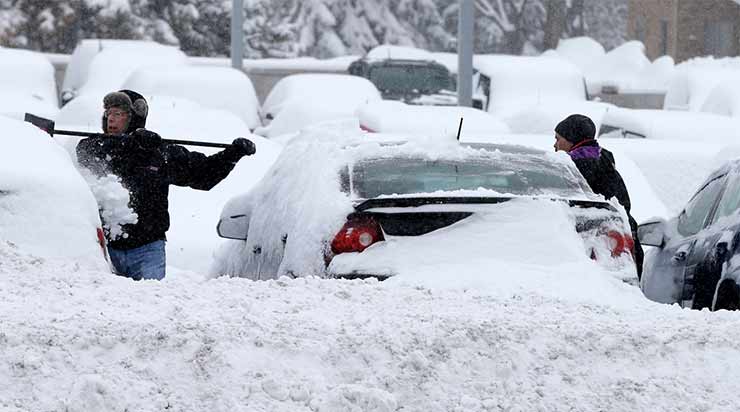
[79, 169, 137, 240]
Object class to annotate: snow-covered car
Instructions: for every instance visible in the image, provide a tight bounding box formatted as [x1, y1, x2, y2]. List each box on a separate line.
[122, 65, 261, 130]
[599, 107, 740, 143]
[473, 55, 612, 134]
[213, 131, 637, 280]
[61, 40, 187, 105]
[0, 47, 59, 120]
[0, 116, 108, 269]
[348, 57, 458, 106]
[357, 100, 510, 138]
[639, 158, 740, 311]
[258, 73, 381, 128]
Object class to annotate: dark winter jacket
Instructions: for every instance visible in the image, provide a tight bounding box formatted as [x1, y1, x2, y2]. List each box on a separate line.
[76, 135, 240, 250]
[568, 139, 644, 277]
[568, 139, 632, 213]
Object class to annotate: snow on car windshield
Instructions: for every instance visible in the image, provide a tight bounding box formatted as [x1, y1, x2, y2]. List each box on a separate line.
[345, 152, 590, 199]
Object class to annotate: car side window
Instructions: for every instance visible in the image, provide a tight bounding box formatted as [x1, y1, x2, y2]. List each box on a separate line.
[713, 174, 740, 223]
[677, 176, 725, 237]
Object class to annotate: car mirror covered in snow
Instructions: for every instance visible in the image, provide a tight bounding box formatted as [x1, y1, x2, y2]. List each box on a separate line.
[217, 214, 250, 241]
[638, 219, 667, 248]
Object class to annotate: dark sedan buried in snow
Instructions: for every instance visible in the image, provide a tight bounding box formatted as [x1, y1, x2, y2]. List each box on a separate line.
[639, 159, 740, 311]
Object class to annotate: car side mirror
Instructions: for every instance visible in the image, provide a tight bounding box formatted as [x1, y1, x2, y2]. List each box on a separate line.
[217, 214, 250, 240]
[638, 219, 667, 248]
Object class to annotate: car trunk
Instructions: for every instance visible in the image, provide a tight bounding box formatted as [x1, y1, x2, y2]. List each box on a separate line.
[354, 196, 619, 237]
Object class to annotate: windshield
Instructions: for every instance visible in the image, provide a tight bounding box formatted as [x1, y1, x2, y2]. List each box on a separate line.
[344, 155, 589, 199]
[369, 65, 452, 95]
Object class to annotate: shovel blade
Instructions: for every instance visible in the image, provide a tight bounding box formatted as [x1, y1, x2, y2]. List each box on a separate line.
[24, 113, 55, 136]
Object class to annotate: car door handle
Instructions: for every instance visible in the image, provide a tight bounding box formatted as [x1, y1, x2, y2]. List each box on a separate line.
[672, 251, 688, 262]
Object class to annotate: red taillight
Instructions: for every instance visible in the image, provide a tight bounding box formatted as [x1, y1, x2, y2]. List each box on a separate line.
[359, 124, 376, 133]
[607, 231, 634, 257]
[330, 215, 384, 255]
[96, 227, 108, 259]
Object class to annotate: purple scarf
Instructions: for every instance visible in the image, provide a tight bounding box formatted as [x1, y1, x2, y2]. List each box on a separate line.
[569, 145, 601, 160]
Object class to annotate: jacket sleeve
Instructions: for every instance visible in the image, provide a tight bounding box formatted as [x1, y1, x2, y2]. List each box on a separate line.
[164, 144, 239, 190]
[76, 136, 118, 176]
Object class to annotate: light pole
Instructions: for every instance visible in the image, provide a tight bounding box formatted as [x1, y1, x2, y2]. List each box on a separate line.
[231, 0, 244, 70]
[457, 0, 474, 107]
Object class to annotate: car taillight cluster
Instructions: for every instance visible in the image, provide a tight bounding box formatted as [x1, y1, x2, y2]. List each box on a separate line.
[607, 230, 635, 257]
[96, 227, 108, 259]
[330, 215, 385, 255]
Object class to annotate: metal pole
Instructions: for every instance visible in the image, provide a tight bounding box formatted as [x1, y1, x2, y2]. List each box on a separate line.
[231, 0, 244, 70]
[457, 0, 474, 107]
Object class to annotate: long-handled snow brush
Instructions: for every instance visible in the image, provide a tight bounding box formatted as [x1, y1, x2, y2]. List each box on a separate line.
[24, 113, 235, 149]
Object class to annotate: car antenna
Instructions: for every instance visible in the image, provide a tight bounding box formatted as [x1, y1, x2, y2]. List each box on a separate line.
[456, 117, 464, 141]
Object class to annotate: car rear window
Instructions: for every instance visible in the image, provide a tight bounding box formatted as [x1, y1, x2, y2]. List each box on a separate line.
[343, 155, 589, 199]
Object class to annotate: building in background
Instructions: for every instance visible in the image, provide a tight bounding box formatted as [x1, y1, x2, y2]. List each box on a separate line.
[629, 0, 740, 61]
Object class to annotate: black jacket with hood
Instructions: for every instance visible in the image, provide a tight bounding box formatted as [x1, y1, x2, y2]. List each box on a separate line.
[76, 90, 241, 250]
[567, 139, 644, 277]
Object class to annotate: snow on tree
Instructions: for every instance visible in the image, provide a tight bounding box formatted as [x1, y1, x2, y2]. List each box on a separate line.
[0, 0, 628, 58]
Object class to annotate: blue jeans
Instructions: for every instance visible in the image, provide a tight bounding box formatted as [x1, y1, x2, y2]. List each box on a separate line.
[108, 240, 166, 281]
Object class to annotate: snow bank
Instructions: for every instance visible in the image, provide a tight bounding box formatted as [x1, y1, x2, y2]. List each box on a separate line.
[7, 247, 740, 411]
[0, 116, 106, 268]
[0, 47, 59, 120]
[123, 65, 261, 130]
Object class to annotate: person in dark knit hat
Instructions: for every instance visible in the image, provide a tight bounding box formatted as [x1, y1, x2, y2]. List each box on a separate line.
[76, 89, 256, 281]
[554, 114, 644, 278]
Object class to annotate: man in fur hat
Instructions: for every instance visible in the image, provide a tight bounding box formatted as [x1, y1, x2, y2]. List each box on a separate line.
[554, 114, 644, 278]
[77, 89, 255, 280]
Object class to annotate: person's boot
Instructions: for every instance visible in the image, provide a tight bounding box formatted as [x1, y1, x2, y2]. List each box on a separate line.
[713, 278, 740, 311]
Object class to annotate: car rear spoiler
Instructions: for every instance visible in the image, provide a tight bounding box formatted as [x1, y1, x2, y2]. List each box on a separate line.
[354, 196, 616, 212]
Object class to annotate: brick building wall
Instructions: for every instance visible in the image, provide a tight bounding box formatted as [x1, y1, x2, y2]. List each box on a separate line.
[676, 0, 740, 61]
[628, 0, 677, 60]
[628, 0, 740, 62]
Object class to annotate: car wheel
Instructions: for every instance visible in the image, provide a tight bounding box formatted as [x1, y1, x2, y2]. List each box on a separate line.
[712, 278, 740, 311]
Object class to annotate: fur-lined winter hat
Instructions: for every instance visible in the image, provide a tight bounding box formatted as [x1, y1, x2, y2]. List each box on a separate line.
[102, 89, 148, 133]
[554, 114, 596, 145]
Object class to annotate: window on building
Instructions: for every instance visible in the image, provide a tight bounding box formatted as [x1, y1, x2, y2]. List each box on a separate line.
[705, 21, 735, 57]
[660, 20, 669, 56]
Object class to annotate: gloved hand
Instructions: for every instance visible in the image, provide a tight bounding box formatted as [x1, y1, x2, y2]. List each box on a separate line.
[129, 128, 162, 150]
[225, 137, 256, 159]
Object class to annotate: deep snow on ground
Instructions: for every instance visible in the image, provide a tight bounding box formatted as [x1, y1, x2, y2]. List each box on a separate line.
[3, 248, 740, 412]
